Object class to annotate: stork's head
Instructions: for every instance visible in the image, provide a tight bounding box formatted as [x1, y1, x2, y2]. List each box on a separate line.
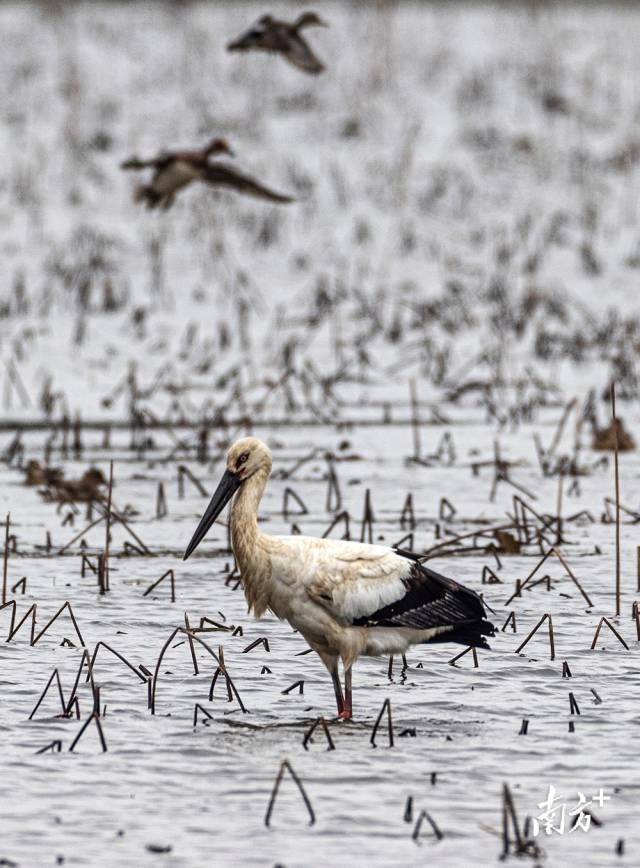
[183, 437, 272, 560]
[227, 436, 273, 480]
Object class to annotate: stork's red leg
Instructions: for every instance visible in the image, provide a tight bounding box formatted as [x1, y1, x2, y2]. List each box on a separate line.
[330, 665, 344, 716]
[338, 666, 353, 720]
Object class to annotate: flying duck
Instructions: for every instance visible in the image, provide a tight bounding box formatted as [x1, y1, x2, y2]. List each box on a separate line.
[120, 138, 294, 209]
[227, 12, 328, 75]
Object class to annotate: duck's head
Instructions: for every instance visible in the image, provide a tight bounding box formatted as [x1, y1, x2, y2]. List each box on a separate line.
[205, 137, 234, 158]
[183, 437, 272, 560]
[295, 11, 328, 29]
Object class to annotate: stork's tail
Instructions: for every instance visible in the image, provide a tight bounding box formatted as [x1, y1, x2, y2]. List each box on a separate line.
[425, 618, 496, 649]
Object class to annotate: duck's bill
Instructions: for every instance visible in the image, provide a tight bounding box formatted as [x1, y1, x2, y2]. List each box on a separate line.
[182, 469, 241, 560]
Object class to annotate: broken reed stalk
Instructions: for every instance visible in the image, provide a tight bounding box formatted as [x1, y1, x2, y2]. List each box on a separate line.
[88, 642, 147, 683]
[103, 461, 113, 592]
[448, 645, 479, 667]
[2, 513, 9, 606]
[590, 616, 629, 650]
[514, 613, 555, 660]
[29, 668, 66, 720]
[302, 717, 335, 751]
[69, 712, 107, 753]
[412, 809, 443, 842]
[360, 489, 374, 544]
[556, 473, 564, 544]
[184, 612, 199, 675]
[409, 379, 421, 460]
[501, 783, 523, 857]
[371, 697, 394, 747]
[57, 515, 106, 555]
[611, 383, 621, 617]
[143, 569, 175, 602]
[421, 523, 518, 560]
[32, 601, 85, 648]
[150, 628, 247, 714]
[264, 760, 315, 827]
[504, 546, 592, 608]
[156, 482, 167, 519]
[65, 649, 93, 714]
[193, 703, 214, 727]
[1, 600, 36, 643]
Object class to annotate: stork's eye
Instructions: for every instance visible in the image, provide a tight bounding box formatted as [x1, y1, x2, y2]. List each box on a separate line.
[237, 453, 249, 466]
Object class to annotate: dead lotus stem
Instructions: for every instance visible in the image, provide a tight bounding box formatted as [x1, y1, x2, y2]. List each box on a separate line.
[2, 512, 9, 606]
[302, 716, 335, 751]
[88, 641, 147, 683]
[143, 569, 175, 602]
[150, 627, 247, 714]
[69, 712, 107, 753]
[611, 383, 621, 617]
[514, 613, 555, 660]
[448, 645, 479, 667]
[1, 601, 37, 643]
[412, 809, 443, 842]
[29, 668, 66, 720]
[632, 601, 640, 641]
[66, 649, 93, 714]
[590, 616, 629, 651]
[57, 515, 106, 555]
[504, 546, 592, 608]
[371, 697, 394, 747]
[264, 760, 315, 827]
[501, 611, 517, 633]
[184, 612, 199, 675]
[193, 703, 214, 727]
[421, 523, 518, 560]
[104, 460, 114, 590]
[32, 601, 85, 648]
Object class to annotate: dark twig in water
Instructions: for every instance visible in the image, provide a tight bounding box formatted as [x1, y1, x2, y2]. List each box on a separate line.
[264, 760, 315, 827]
[302, 716, 335, 751]
[412, 809, 443, 842]
[88, 641, 147, 683]
[69, 712, 107, 752]
[514, 613, 555, 660]
[143, 569, 175, 602]
[103, 460, 114, 591]
[2, 513, 9, 606]
[590, 616, 629, 651]
[371, 697, 394, 747]
[29, 668, 67, 720]
[611, 383, 621, 616]
[32, 601, 85, 648]
[448, 645, 479, 667]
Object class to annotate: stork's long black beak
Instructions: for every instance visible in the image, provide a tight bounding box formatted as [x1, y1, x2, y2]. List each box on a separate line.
[182, 469, 242, 560]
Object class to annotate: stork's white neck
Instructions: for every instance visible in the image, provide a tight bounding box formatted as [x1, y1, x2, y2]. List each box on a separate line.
[230, 466, 272, 616]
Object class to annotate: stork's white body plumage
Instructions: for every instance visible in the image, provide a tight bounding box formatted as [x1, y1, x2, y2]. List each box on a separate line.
[184, 437, 495, 719]
[264, 536, 449, 656]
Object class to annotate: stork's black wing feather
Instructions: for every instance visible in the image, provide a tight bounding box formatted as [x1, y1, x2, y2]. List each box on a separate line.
[353, 557, 495, 647]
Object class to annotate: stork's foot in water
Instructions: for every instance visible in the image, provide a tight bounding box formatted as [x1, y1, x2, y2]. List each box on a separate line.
[337, 686, 352, 721]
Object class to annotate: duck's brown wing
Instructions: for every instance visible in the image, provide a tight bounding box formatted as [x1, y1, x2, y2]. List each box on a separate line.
[120, 151, 174, 171]
[283, 34, 324, 74]
[202, 163, 295, 203]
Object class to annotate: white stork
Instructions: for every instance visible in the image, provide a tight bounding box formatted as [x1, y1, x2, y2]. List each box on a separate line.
[183, 437, 495, 720]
